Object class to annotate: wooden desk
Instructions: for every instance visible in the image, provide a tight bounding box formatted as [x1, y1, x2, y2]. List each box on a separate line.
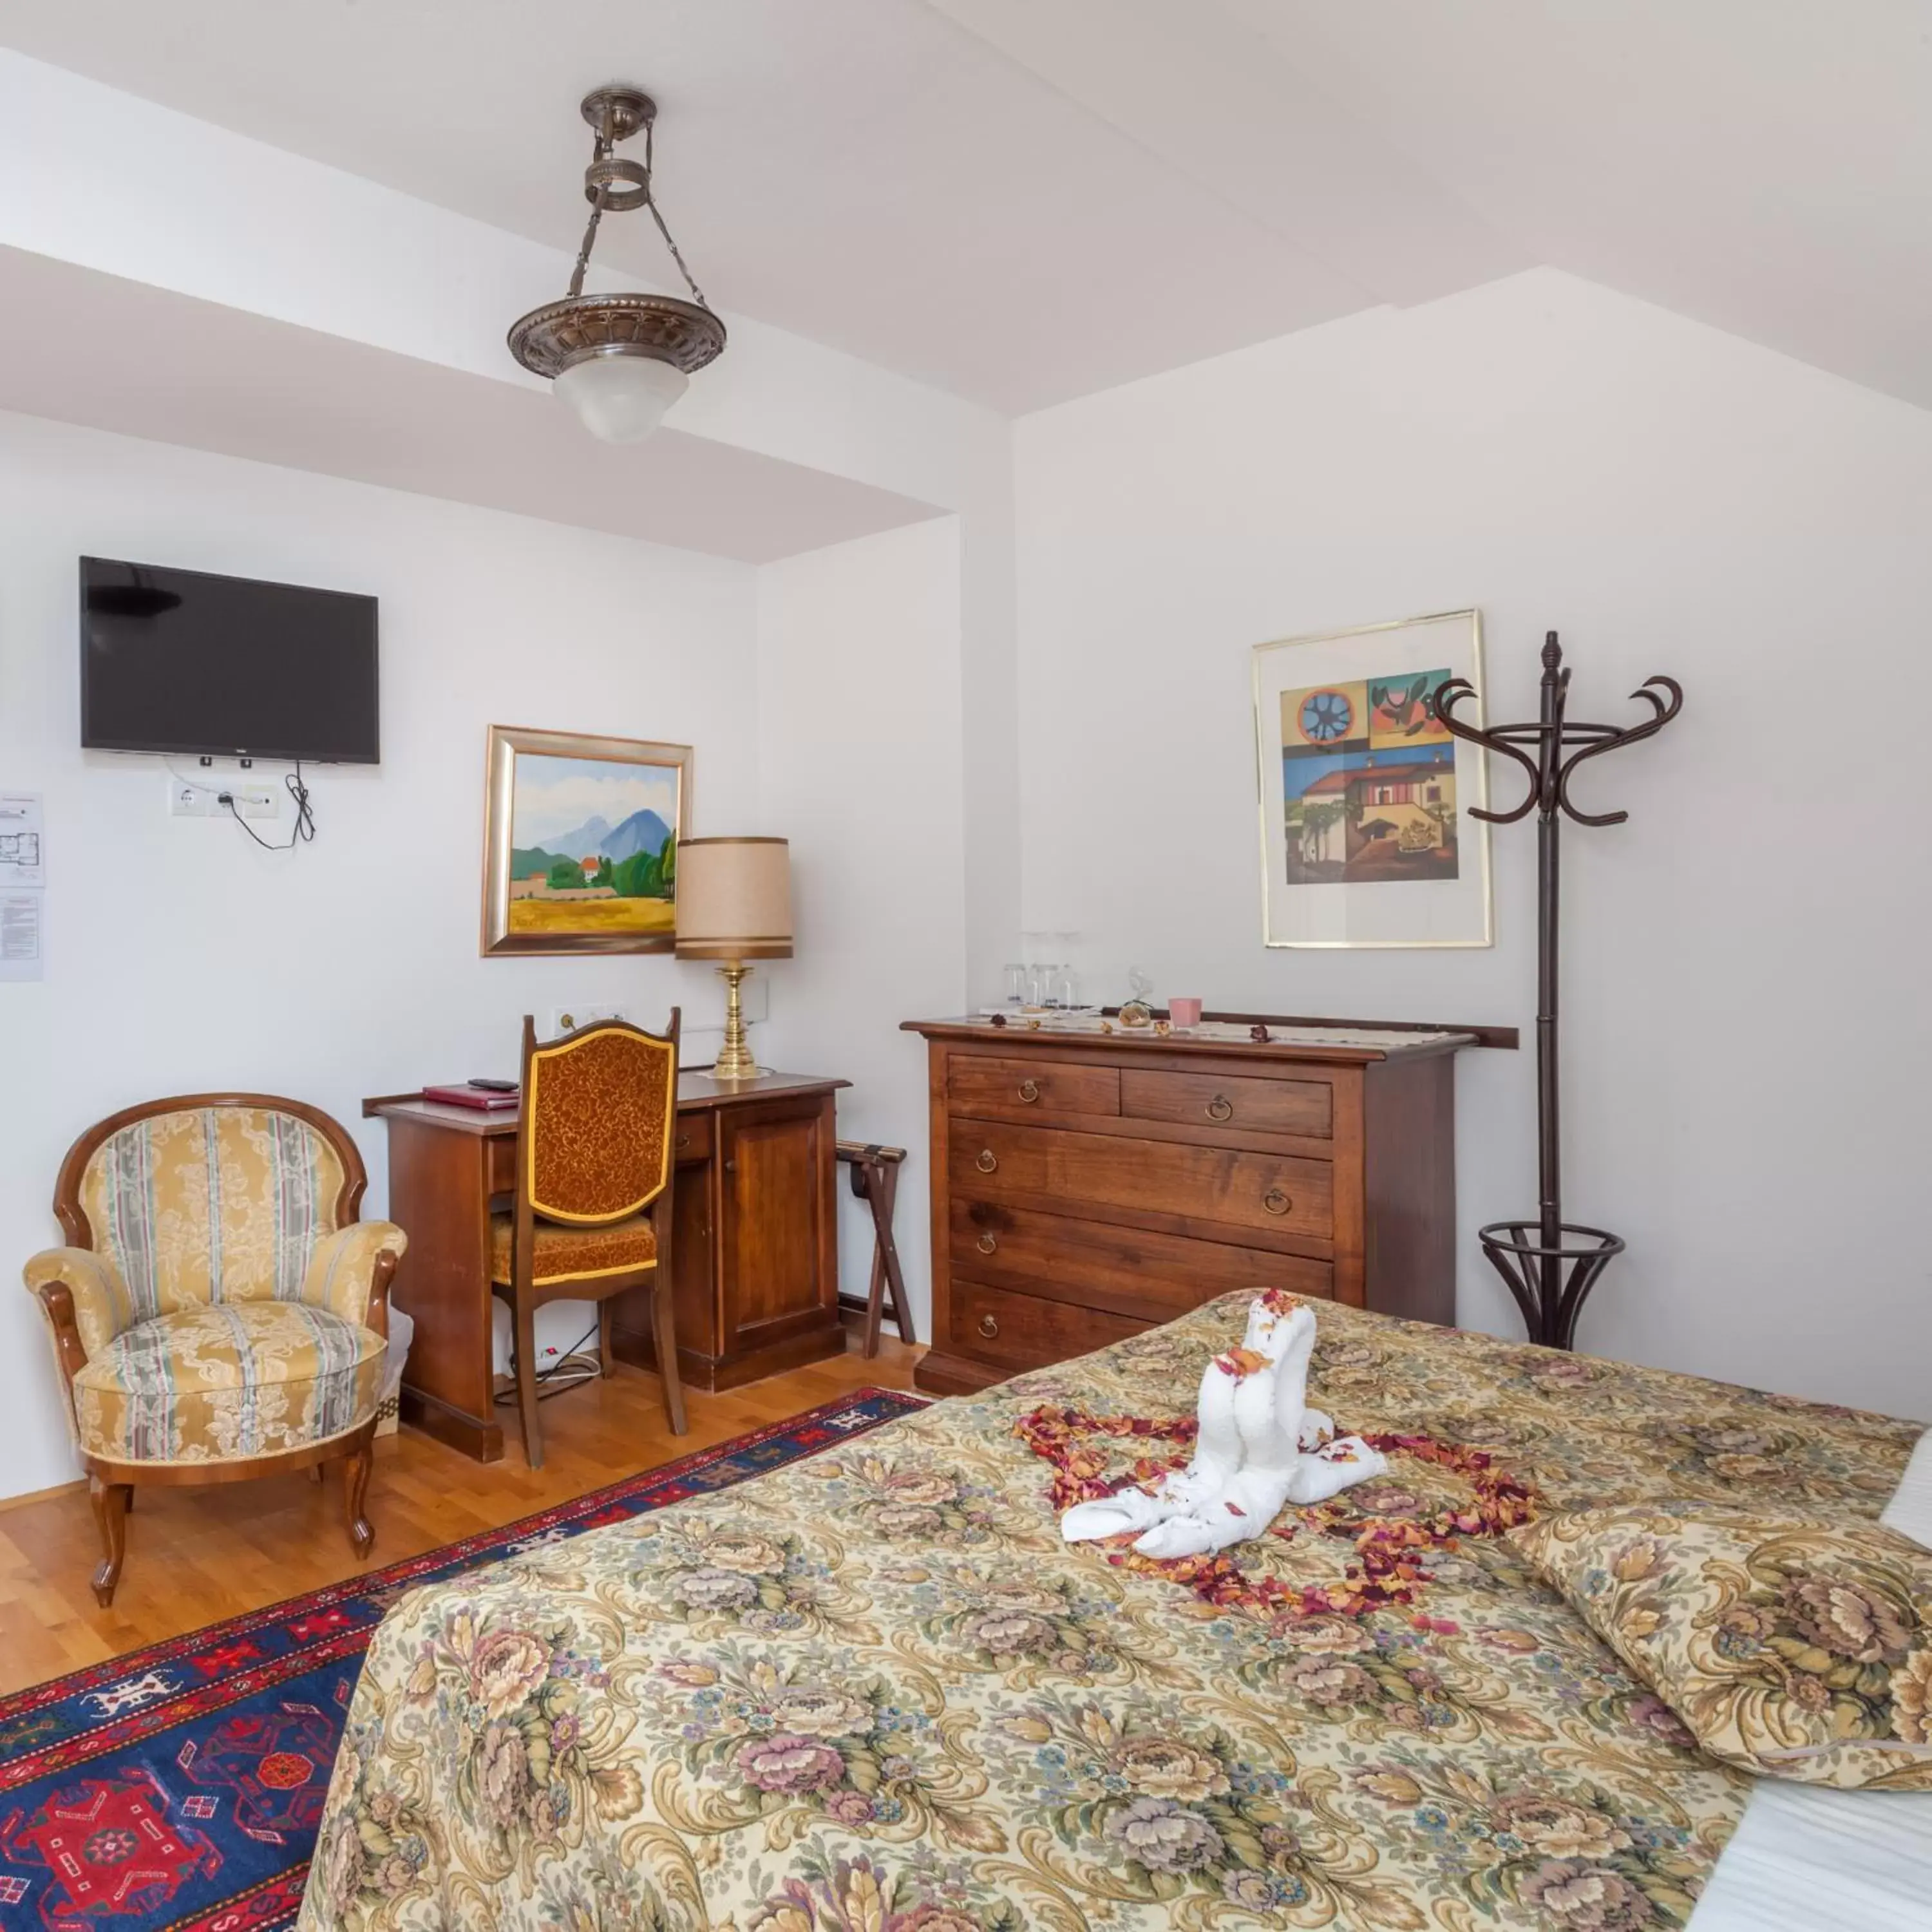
[365, 1070, 849, 1461]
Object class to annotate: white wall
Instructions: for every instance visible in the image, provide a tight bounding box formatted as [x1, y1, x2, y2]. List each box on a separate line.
[1012, 268, 1932, 1419]
[0, 411, 764, 1497]
[755, 520, 971, 1335]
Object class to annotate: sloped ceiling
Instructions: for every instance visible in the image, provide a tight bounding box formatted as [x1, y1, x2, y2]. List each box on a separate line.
[0, 0, 1925, 414]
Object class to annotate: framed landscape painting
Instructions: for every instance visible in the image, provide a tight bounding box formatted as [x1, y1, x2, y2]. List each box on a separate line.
[481, 726, 690, 956]
[1253, 610, 1492, 948]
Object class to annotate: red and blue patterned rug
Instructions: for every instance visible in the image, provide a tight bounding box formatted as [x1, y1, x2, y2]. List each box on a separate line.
[0, 1388, 925, 1931]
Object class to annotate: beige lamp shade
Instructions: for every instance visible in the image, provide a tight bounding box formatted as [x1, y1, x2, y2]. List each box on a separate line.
[675, 837, 793, 960]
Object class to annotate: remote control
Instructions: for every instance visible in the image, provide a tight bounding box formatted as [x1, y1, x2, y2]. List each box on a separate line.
[468, 1077, 516, 1092]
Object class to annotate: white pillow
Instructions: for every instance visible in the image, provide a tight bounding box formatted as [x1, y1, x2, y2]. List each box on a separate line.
[1881, 1429, 1932, 1551]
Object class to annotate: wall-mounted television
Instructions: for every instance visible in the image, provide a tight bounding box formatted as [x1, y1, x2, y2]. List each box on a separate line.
[80, 557, 380, 764]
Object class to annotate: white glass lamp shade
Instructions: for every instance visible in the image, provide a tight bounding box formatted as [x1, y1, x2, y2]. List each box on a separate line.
[554, 352, 688, 443]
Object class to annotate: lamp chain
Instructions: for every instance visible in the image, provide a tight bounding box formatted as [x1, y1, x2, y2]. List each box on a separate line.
[567, 135, 611, 300]
[565, 120, 712, 312]
[642, 118, 712, 311]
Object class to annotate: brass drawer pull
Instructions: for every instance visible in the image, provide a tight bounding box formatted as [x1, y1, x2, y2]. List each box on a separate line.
[1262, 1188, 1293, 1216]
[979, 1313, 999, 1338]
[976, 1231, 998, 1254]
[675, 1133, 691, 1150]
[1018, 1078, 1041, 1104]
[976, 1148, 998, 1173]
[1206, 1094, 1233, 1122]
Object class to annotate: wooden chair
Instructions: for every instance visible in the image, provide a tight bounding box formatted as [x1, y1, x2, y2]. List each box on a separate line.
[21, 1094, 405, 1606]
[491, 1011, 686, 1468]
[836, 1139, 916, 1358]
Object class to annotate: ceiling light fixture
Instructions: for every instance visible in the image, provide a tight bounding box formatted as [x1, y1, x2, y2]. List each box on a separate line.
[508, 84, 725, 445]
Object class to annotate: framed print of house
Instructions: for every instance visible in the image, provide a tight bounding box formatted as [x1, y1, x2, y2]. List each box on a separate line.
[1252, 611, 1492, 947]
[480, 725, 692, 956]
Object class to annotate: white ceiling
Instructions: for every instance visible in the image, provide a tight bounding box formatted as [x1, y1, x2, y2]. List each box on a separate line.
[0, 250, 938, 564]
[0, 0, 1927, 415]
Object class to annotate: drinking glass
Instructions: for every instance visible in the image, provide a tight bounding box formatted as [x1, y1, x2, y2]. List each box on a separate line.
[1032, 961, 1062, 1007]
[1002, 963, 1027, 1007]
[1054, 965, 1080, 1010]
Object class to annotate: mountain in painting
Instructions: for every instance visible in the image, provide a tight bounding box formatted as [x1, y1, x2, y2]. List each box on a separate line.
[538, 815, 613, 862]
[600, 809, 672, 860]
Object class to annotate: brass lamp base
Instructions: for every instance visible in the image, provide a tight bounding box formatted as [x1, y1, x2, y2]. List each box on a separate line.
[712, 961, 762, 1081]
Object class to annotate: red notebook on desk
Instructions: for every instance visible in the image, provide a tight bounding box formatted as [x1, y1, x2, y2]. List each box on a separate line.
[422, 1082, 520, 1111]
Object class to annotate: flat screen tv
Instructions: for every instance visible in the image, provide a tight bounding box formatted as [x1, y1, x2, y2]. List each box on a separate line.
[80, 557, 380, 764]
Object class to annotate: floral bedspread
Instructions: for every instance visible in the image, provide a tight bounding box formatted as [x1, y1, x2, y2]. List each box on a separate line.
[299, 1296, 1921, 1931]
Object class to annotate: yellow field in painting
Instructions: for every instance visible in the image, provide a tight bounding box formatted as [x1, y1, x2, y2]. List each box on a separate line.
[507, 898, 674, 934]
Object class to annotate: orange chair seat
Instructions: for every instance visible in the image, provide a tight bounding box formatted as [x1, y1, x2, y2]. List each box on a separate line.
[490, 1213, 658, 1288]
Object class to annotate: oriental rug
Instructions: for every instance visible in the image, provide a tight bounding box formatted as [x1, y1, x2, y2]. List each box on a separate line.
[0, 1388, 926, 1931]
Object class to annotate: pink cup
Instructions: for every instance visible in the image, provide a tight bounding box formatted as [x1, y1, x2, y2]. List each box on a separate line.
[1168, 997, 1203, 1028]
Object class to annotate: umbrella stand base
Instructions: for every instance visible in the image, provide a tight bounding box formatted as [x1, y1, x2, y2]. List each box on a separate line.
[1477, 1220, 1625, 1352]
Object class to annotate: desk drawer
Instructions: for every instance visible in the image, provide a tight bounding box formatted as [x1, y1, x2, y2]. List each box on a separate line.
[673, 1112, 712, 1165]
[488, 1133, 517, 1196]
[949, 1278, 1145, 1370]
[950, 1121, 1332, 1241]
[1121, 1068, 1332, 1139]
[488, 1115, 708, 1195]
[949, 1055, 1119, 1118]
[952, 1198, 1332, 1320]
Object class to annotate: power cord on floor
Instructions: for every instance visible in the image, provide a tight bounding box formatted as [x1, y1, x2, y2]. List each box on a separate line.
[498, 1316, 603, 1405]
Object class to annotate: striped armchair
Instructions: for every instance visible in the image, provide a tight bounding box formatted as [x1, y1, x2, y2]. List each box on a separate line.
[23, 1094, 406, 1605]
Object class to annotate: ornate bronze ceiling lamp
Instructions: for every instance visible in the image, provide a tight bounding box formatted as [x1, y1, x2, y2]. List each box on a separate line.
[508, 84, 725, 444]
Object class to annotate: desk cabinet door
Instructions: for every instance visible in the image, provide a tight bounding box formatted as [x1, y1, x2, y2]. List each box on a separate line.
[668, 1166, 715, 1358]
[719, 1099, 834, 1351]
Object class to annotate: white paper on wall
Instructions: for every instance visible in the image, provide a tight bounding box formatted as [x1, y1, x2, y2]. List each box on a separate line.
[0, 792, 44, 889]
[0, 893, 43, 981]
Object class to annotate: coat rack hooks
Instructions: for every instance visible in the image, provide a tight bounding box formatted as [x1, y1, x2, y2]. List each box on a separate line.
[1434, 632, 1683, 1349]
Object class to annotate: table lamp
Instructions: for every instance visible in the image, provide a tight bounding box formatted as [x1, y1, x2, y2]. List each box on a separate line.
[674, 837, 792, 1081]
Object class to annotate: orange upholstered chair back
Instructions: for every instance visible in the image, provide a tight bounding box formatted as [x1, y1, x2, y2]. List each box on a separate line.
[520, 1012, 679, 1225]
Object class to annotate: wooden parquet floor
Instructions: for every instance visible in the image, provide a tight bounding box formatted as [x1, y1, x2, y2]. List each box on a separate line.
[0, 1340, 920, 1697]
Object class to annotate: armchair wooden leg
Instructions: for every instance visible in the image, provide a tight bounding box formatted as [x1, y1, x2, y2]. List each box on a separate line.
[652, 1283, 687, 1436]
[342, 1434, 375, 1558]
[598, 1300, 616, 1379]
[513, 1291, 545, 1469]
[308, 1463, 325, 1484]
[88, 1475, 131, 1608]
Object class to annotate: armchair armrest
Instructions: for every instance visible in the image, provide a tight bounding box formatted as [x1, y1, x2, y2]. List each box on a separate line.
[300, 1222, 408, 1330]
[23, 1247, 134, 1363]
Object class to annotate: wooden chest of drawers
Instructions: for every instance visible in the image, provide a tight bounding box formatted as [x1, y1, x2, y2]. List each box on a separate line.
[904, 1018, 1473, 1395]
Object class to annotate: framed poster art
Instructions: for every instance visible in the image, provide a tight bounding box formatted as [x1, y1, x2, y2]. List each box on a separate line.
[1252, 609, 1492, 948]
[481, 725, 691, 956]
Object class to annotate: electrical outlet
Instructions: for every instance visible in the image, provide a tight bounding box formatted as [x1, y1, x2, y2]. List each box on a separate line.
[552, 1003, 628, 1034]
[169, 778, 211, 817]
[225, 784, 278, 819]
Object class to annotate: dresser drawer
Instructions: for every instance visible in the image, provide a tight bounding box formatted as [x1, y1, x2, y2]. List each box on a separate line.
[1120, 1068, 1332, 1139]
[950, 1122, 1332, 1241]
[949, 1278, 1146, 1370]
[952, 1198, 1332, 1320]
[948, 1055, 1119, 1118]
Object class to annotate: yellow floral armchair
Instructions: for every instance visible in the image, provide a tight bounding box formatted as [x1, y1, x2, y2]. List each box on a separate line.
[23, 1093, 407, 1605]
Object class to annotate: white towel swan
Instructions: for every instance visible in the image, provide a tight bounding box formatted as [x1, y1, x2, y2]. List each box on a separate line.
[1059, 1293, 1387, 1555]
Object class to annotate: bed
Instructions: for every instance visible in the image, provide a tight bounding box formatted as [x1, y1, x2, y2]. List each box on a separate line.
[298, 1294, 1927, 1931]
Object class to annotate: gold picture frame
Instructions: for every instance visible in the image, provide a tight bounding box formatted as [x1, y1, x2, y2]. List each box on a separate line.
[481, 725, 692, 957]
[1253, 609, 1492, 949]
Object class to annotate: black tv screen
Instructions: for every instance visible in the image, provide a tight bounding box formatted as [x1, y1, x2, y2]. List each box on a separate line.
[80, 557, 379, 763]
